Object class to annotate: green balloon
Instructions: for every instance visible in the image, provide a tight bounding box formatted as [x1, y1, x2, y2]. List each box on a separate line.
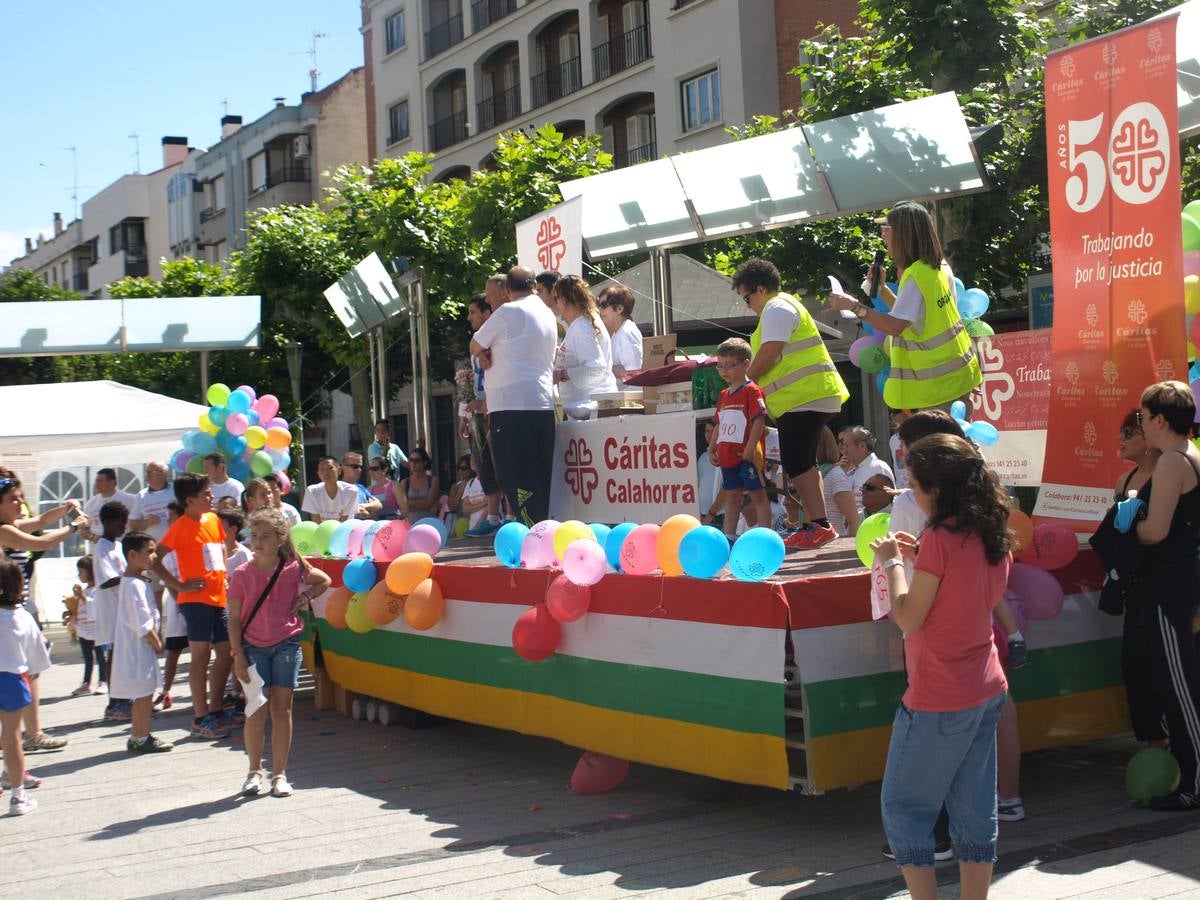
[206, 382, 231, 407]
[1126, 747, 1180, 804]
[290, 521, 319, 556]
[186, 455, 206, 475]
[855, 511, 892, 568]
[965, 318, 995, 337]
[859, 344, 890, 374]
[250, 450, 274, 477]
[1184, 199, 1200, 224]
[1184, 213, 1200, 252]
[312, 520, 340, 556]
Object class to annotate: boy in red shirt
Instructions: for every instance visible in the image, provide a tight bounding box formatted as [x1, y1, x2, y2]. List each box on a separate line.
[710, 338, 772, 540]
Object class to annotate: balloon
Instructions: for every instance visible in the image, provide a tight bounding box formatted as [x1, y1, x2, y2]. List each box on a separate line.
[453, 516, 469, 538]
[1185, 199, 1200, 223]
[360, 521, 385, 559]
[605, 523, 636, 572]
[312, 520, 340, 556]
[656, 514, 700, 576]
[414, 516, 448, 548]
[226, 412, 249, 436]
[1192, 311, 1200, 353]
[1126, 747, 1181, 804]
[729, 527, 785, 581]
[553, 520, 595, 562]
[255, 394, 280, 421]
[404, 577, 444, 630]
[965, 420, 1000, 446]
[371, 520, 410, 564]
[172, 450, 195, 474]
[346, 520, 371, 558]
[290, 521, 319, 556]
[229, 459, 251, 482]
[343, 557, 378, 593]
[589, 523, 612, 548]
[365, 580, 405, 625]
[198, 413, 220, 435]
[346, 591, 374, 633]
[493, 521, 529, 567]
[235, 384, 257, 402]
[324, 587, 353, 629]
[206, 383, 231, 406]
[849, 334, 885, 367]
[855, 512, 892, 568]
[246, 410, 260, 427]
[1186, 275, 1200, 315]
[952, 276, 965, 301]
[620, 523, 661, 575]
[266, 427, 292, 450]
[958, 287, 990, 320]
[546, 574, 592, 622]
[276, 471, 291, 494]
[267, 448, 291, 470]
[570, 751, 630, 795]
[561, 539, 607, 587]
[191, 431, 216, 455]
[250, 450, 274, 478]
[403, 523, 441, 556]
[244, 426, 268, 449]
[1185, 213, 1200, 252]
[859, 343, 889, 374]
[1008, 509, 1034, 552]
[520, 519, 561, 569]
[186, 455, 206, 475]
[965, 318, 994, 338]
[207, 406, 229, 427]
[950, 400, 968, 420]
[266, 416, 289, 430]
[1007, 562, 1065, 620]
[327, 520, 357, 558]
[1019, 523, 1079, 571]
[1007, 594, 1029, 637]
[875, 367, 890, 394]
[678, 525, 730, 579]
[511, 603, 561, 661]
[226, 389, 252, 413]
[385, 552, 433, 595]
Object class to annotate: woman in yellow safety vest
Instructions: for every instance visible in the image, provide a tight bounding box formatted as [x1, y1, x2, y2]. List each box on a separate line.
[829, 202, 982, 412]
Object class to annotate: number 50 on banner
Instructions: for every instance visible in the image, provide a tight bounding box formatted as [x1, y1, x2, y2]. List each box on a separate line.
[1057, 101, 1171, 213]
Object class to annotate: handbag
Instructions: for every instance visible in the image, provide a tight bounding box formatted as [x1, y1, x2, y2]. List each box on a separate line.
[241, 558, 285, 636]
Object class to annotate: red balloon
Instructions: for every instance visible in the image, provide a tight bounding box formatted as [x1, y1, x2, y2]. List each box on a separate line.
[1018, 522, 1079, 571]
[545, 574, 591, 623]
[570, 751, 630, 794]
[371, 520, 410, 564]
[512, 603, 561, 662]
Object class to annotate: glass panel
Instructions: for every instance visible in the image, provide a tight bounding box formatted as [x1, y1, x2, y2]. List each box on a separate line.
[684, 80, 697, 129]
[0, 298, 122, 355]
[122, 296, 262, 350]
[698, 78, 710, 124]
[711, 70, 720, 121]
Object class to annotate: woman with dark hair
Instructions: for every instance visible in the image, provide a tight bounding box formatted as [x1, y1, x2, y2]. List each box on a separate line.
[553, 275, 617, 406]
[598, 284, 643, 377]
[396, 448, 441, 525]
[872, 433, 1013, 896]
[828, 201, 982, 411]
[366, 457, 402, 519]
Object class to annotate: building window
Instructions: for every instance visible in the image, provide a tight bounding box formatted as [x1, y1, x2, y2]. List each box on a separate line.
[681, 68, 720, 131]
[385, 9, 406, 53]
[388, 100, 410, 144]
[249, 153, 267, 193]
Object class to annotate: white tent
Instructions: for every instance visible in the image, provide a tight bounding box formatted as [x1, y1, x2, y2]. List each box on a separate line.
[0, 380, 208, 470]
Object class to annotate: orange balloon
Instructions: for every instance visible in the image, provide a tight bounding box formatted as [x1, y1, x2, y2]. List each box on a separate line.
[324, 586, 353, 629]
[404, 577, 444, 631]
[1009, 509, 1034, 553]
[656, 514, 701, 576]
[266, 426, 292, 450]
[365, 580, 404, 625]
[386, 552, 433, 595]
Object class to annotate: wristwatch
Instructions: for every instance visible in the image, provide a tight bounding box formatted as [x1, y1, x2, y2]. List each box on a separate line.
[882, 558, 905, 571]
[854, 302, 870, 320]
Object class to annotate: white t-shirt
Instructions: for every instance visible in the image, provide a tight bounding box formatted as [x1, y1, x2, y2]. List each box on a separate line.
[611, 318, 644, 373]
[462, 477, 486, 529]
[84, 490, 139, 539]
[74, 585, 97, 642]
[559, 314, 617, 405]
[889, 433, 909, 489]
[472, 294, 558, 411]
[111, 576, 161, 701]
[890, 262, 956, 332]
[131, 486, 174, 541]
[210, 477, 244, 509]
[851, 453, 896, 520]
[92, 537, 126, 646]
[0, 606, 51, 677]
[301, 482, 360, 521]
[823, 464, 854, 536]
[161, 552, 188, 640]
[225, 544, 253, 576]
[698, 454, 720, 516]
[278, 502, 302, 527]
[757, 296, 841, 414]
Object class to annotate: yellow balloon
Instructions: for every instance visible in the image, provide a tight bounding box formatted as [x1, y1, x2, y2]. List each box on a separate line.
[346, 591, 374, 633]
[245, 425, 268, 449]
[656, 514, 701, 576]
[1186, 275, 1200, 315]
[553, 520, 595, 561]
[199, 413, 220, 435]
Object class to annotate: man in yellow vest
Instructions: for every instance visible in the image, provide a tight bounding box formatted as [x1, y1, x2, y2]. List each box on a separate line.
[736, 259, 849, 550]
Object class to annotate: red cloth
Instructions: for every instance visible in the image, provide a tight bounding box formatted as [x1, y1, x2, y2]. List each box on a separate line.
[714, 382, 767, 469]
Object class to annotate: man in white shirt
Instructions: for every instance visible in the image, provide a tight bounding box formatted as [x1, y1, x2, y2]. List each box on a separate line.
[83, 468, 138, 540]
[839, 426, 895, 523]
[470, 266, 558, 526]
[202, 454, 244, 509]
[130, 461, 173, 542]
[301, 456, 360, 523]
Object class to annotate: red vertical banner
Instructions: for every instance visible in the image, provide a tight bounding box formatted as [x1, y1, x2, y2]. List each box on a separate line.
[1036, 17, 1186, 528]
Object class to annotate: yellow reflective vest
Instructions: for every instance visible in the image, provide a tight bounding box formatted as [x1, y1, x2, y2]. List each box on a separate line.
[750, 292, 849, 419]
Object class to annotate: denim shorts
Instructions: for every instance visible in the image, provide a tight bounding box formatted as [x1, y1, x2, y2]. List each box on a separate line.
[721, 460, 764, 491]
[179, 603, 229, 644]
[245, 635, 302, 690]
[0, 672, 31, 712]
[880, 691, 1007, 867]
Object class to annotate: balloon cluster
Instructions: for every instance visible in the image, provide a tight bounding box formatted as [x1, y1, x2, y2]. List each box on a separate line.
[322, 551, 445, 636]
[991, 511, 1078, 660]
[493, 516, 786, 662]
[173, 383, 293, 489]
[950, 400, 1000, 448]
[292, 515, 447, 564]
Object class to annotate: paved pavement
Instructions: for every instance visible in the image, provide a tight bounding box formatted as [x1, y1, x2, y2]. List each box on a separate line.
[3, 629, 1200, 899]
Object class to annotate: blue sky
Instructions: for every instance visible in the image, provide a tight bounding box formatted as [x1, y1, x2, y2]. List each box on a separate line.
[0, 1, 366, 266]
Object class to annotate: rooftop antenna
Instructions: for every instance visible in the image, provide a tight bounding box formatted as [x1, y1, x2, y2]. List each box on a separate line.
[65, 146, 80, 220]
[308, 31, 327, 92]
[129, 132, 141, 173]
[220, 97, 229, 116]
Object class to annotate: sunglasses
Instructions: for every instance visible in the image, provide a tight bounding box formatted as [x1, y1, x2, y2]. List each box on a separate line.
[342, 463, 362, 470]
[458, 465, 470, 471]
[368, 466, 384, 472]
[0, 478, 13, 491]
[1120, 426, 1142, 440]
[598, 300, 615, 309]
[738, 290, 753, 304]
[862, 482, 886, 492]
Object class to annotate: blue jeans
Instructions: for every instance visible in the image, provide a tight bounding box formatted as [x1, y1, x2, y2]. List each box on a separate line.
[244, 636, 302, 690]
[881, 691, 1007, 867]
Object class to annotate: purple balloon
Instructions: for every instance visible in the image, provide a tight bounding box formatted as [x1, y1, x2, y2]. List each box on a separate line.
[1192, 379, 1200, 423]
[403, 523, 442, 557]
[266, 417, 289, 430]
[235, 384, 257, 402]
[849, 335, 884, 367]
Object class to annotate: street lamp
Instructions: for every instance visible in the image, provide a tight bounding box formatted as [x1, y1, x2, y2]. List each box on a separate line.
[284, 340, 307, 495]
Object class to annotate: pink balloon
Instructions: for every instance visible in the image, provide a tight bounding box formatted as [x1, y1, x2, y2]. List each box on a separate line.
[404, 523, 441, 557]
[235, 384, 257, 401]
[255, 394, 280, 421]
[371, 520, 410, 564]
[1007, 562, 1064, 620]
[620, 523, 661, 575]
[561, 539, 606, 587]
[266, 417, 289, 430]
[276, 471, 291, 494]
[570, 751, 630, 794]
[520, 519, 560, 569]
[546, 573, 592, 622]
[511, 603, 561, 661]
[226, 412, 249, 436]
[346, 520, 371, 558]
[1018, 523, 1079, 571]
[1185, 250, 1200, 277]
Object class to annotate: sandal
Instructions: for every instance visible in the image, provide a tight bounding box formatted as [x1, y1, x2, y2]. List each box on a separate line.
[21, 732, 67, 753]
[242, 770, 265, 796]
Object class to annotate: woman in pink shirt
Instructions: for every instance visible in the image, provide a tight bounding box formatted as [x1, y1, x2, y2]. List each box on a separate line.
[872, 433, 1013, 899]
[228, 507, 330, 798]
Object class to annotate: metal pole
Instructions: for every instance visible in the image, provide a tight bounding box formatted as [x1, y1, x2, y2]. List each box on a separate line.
[376, 325, 389, 424]
[407, 284, 422, 453]
[199, 350, 209, 403]
[415, 279, 434, 461]
[649, 248, 665, 336]
[367, 329, 380, 429]
[660, 251, 675, 335]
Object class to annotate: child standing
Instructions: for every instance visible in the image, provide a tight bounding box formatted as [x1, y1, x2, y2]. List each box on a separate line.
[710, 338, 771, 540]
[156, 502, 188, 709]
[0, 560, 50, 814]
[93, 501, 130, 718]
[219, 509, 252, 569]
[114, 532, 172, 753]
[70, 557, 107, 696]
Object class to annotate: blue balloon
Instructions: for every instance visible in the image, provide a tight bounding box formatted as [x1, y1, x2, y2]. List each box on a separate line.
[227, 435, 248, 457]
[1192, 361, 1200, 382]
[191, 431, 217, 455]
[729, 527, 785, 582]
[328, 520, 358, 558]
[228, 459, 251, 482]
[208, 406, 228, 427]
[966, 420, 1000, 446]
[414, 516, 448, 547]
[268, 449, 291, 470]
[226, 390, 252, 413]
[950, 401, 968, 420]
[875, 366, 890, 394]
[493, 521, 529, 567]
[246, 410, 260, 426]
[958, 287, 990, 321]
[679, 525, 730, 579]
[342, 557, 377, 592]
[605, 522, 637, 572]
[953, 277, 965, 301]
[361, 521, 385, 560]
[589, 523, 612, 549]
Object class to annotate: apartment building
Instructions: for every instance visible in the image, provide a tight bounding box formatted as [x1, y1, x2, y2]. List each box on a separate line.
[191, 67, 368, 262]
[362, 0, 781, 180]
[8, 213, 88, 293]
[774, 0, 859, 115]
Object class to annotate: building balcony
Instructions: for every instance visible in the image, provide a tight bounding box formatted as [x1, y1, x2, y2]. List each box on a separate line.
[615, 140, 656, 169]
[429, 110, 469, 151]
[198, 206, 224, 224]
[592, 23, 652, 81]
[248, 173, 313, 211]
[197, 206, 227, 245]
[425, 14, 464, 59]
[123, 247, 149, 278]
[531, 56, 583, 109]
[471, 0, 517, 33]
[476, 85, 521, 132]
[72, 272, 88, 292]
[265, 166, 311, 189]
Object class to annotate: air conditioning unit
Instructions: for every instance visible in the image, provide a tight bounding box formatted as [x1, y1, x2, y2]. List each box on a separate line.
[293, 135, 311, 159]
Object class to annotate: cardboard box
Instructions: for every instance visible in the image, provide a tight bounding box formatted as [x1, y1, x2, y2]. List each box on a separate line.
[642, 380, 693, 414]
[641, 333, 678, 369]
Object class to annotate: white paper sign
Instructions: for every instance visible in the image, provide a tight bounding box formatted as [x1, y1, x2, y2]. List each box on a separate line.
[516, 196, 584, 276]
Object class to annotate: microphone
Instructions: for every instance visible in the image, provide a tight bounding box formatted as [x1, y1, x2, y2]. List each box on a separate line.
[867, 250, 885, 300]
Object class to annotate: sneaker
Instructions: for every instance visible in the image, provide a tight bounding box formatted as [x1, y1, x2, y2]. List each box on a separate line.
[22, 732, 68, 752]
[127, 734, 174, 753]
[0, 771, 41, 790]
[881, 841, 954, 862]
[157, 693, 173, 710]
[8, 792, 37, 816]
[104, 703, 132, 722]
[784, 522, 838, 551]
[998, 796, 1026, 822]
[221, 707, 246, 728]
[271, 773, 294, 797]
[94, 682, 107, 695]
[190, 715, 230, 739]
[242, 770, 265, 796]
[72, 684, 93, 696]
[1007, 638, 1028, 670]
[464, 519, 501, 538]
[1148, 790, 1200, 811]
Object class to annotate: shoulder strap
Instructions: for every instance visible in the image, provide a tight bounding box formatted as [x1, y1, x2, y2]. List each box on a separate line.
[1120, 468, 1137, 496]
[242, 557, 285, 635]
